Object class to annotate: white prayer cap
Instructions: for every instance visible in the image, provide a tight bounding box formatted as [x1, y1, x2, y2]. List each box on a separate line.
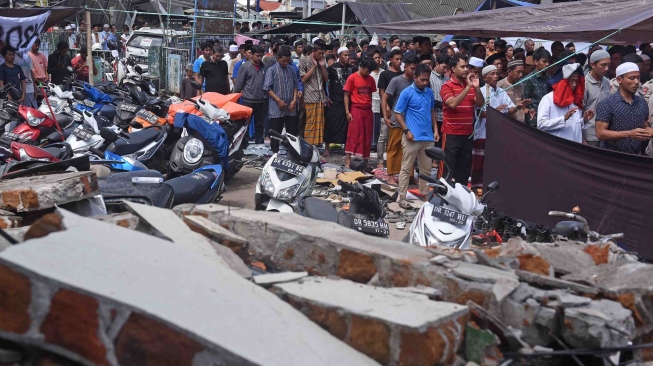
[562, 63, 580, 79]
[453, 47, 459, 53]
[469, 57, 484, 68]
[229, 45, 239, 52]
[65, 26, 72, 30]
[590, 49, 610, 63]
[449, 41, 457, 46]
[369, 39, 378, 46]
[70, 24, 77, 29]
[482, 65, 497, 76]
[391, 46, 400, 51]
[312, 36, 320, 44]
[642, 54, 651, 61]
[103, 24, 110, 28]
[616, 62, 640, 77]
[337, 46, 349, 55]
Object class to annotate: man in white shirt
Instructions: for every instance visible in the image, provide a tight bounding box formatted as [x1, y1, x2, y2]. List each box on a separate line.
[538, 63, 595, 143]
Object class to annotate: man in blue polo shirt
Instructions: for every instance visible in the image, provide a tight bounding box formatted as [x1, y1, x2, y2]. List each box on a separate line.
[394, 63, 441, 201]
[193, 42, 213, 89]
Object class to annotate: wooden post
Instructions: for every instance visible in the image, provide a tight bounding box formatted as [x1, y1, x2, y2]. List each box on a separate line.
[86, 9, 94, 86]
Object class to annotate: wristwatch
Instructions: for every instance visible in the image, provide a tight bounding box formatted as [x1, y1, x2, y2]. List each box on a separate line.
[403, 129, 410, 135]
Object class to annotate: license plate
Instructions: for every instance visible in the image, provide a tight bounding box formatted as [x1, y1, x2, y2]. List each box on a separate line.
[431, 205, 469, 226]
[121, 103, 138, 112]
[72, 126, 95, 141]
[83, 99, 95, 107]
[271, 157, 304, 176]
[136, 109, 159, 125]
[2, 131, 20, 140]
[353, 218, 390, 235]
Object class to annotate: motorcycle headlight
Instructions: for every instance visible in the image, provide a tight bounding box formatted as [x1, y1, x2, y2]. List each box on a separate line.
[261, 172, 276, 197]
[424, 225, 467, 248]
[26, 110, 45, 127]
[182, 138, 203, 164]
[277, 184, 300, 201]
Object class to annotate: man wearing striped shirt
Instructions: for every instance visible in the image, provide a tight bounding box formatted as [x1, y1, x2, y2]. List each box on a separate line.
[439, 54, 484, 185]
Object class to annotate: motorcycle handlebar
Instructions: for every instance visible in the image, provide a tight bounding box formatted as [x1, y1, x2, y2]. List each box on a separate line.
[184, 98, 197, 104]
[268, 130, 284, 139]
[89, 147, 104, 157]
[419, 174, 438, 184]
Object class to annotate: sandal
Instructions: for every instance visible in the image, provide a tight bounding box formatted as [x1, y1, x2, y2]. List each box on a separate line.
[386, 212, 404, 223]
[395, 221, 406, 230]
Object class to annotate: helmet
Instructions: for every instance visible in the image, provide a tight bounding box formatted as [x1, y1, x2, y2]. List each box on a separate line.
[91, 43, 102, 51]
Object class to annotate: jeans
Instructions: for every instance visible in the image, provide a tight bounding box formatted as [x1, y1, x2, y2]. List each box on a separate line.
[243, 100, 268, 144]
[270, 115, 298, 153]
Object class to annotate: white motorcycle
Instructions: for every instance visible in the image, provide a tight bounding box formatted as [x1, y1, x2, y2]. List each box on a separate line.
[404, 147, 499, 249]
[255, 129, 320, 213]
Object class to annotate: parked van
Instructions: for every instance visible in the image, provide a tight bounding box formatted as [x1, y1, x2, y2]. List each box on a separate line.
[125, 28, 190, 73]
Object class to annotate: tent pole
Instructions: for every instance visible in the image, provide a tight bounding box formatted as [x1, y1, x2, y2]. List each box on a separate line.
[86, 9, 94, 86]
[191, 0, 198, 60]
[340, 1, 345, 39]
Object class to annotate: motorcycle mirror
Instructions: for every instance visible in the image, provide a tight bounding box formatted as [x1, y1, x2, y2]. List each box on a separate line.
[190, 81, 202, 90]
[135, 65, 143, 74]
[424, 147, 446, 161]
[100, 128, 118, 143]
[72, 92, 86, 101]
[486, 181, 500, 192]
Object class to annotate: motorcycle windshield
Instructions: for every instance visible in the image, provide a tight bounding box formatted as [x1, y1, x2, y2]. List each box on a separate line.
[83, 83, 113, 104]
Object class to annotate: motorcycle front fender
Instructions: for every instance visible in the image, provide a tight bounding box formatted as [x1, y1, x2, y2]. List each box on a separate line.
[266, 199, 295, 213]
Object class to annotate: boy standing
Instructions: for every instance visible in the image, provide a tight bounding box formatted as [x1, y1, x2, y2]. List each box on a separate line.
[343, 57, 378, 167]
[179, 64, 198, 99]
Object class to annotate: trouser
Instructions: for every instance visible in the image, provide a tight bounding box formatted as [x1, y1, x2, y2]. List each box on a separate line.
[435, 120, 443, 148]
[378, 121, 388, 162]
[22, 93, 38, 109]
[439, 134, 473, 185]
[399, 136, 434, 196]
[242, 100, 268, 144]
[298, 98, 306, 137]
[270, 115, 298, 153]
[372, 112, 381, 150]
[386, 127, 403, 175]
[471, 138, 485, 189]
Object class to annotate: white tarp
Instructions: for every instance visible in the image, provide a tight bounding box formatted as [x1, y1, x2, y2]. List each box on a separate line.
[0, 11, 50, 53]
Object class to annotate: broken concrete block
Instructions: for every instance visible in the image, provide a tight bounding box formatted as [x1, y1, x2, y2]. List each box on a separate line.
[183, 215, 250, 261]
[0, 215, 21, 229]
[253, 271, 309, 287]
[0, 172, 99, 212]
[451, 262, 518, 284]
[532, 243, 595, 275]
[562, 299, 635, 348]
[210, 241, 252, 279]
[516, 270, 599, 295]
[0, 211, 378, 366]
[516, 254, 552, 276]
[0, 226, 29, 248]
[94, 212, 139, 229]
[272, 277, 469, 365]
[387, 285, 442, 300]
[23, 213, 65, 241]
[464, 323, 501, 364]
[492, 278, 520, 303]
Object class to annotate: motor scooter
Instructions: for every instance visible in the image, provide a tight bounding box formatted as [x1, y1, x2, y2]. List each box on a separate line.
[255, 129, 320, 213]
[404, 147, 499, 248]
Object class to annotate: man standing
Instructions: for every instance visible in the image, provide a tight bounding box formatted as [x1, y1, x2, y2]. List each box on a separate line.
[583, 50, 611, 147]
[193, 43, 213, 86]
[607, 46, 625, 79]
[471, 44, 486, 62]
[0, 46, 26, 105]
[200, 46, 229, 95]
[382, 54, 420, 185]
[524, 39, 535, 55]
[232, 44, 252, 81]
[596, 62, 650, 154]
[609, 54, 645, 97]
[324, 47, 353, 157]
[430, 54, 449, 145]
[384, 35, 400, 61]
[234, 45, 268, 144]
[100, 24, 112, 50]
[377, 49, 404, 172]
[47, 42, 72, 86]
[497, 59, 530, 123]
[300, 39, 328, 148]
[28, 39, 48, 87]
[486, 39, 496, 59]
[440, 55, 484, 185]
[550, 41, 564, 60]
[292, 40, 304, 64]
[65, 26, 76, 51]
[523, 48, 552, 127]
[72, 47, 96, 83]
[343, 57, 377, 167]
[394, 63, 439, 201]
[229, 44, 244, 83]
[264, 46, 298, 153]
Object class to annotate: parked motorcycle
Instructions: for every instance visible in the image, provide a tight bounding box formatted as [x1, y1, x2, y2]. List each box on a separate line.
[549, 210, 624, 244]
[301, 180, 389, 238]
[255, 129, 320, 213]
[404, 147, 499, 248]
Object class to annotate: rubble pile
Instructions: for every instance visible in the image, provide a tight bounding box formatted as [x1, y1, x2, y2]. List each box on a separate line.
[0, 188, 650, 364]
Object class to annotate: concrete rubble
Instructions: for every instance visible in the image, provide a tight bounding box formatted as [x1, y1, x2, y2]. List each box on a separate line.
[0, 179, 651, 365]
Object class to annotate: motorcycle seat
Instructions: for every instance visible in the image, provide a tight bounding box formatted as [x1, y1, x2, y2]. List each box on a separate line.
[303, 197, 339, 223]
[112, 128, 162, 155]
[165, 171, 215, 205]
[100, 170, 173, 208]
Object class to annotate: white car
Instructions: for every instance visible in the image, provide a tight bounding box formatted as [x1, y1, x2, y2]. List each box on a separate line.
[125, 28, 189, 74]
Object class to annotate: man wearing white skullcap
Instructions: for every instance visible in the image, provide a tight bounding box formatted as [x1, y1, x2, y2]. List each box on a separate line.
[324, 45, 353, 157]
[583, 49, 611, 146]
[596, 61, 651, 154]
[65, 25, 76, 50]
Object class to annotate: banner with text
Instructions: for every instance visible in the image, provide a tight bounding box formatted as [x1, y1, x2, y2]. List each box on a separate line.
[483, 108, 653, 259]
[0, 11, 50, 53]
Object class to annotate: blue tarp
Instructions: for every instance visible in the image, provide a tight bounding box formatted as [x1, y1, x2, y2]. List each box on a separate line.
[173, 112, 230, 171]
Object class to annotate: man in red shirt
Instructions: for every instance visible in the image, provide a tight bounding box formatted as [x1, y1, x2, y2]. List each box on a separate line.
[344, 57, 378, 167]
[71, 47, 96, 82]
[439, 54, 484, 185]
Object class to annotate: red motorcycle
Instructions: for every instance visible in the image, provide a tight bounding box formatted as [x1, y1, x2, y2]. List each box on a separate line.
[5, 106, 65, 145]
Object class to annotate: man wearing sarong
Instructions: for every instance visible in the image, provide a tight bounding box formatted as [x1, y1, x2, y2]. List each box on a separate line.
[300, 39, 328, 148]
[324, 47, 353, 157]
[344, 57, 378, 167]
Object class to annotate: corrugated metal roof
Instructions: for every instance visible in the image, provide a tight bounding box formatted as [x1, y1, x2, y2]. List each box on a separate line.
[356, 0, 485, 20]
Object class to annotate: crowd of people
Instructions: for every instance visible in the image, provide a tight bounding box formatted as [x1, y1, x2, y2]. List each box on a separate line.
[2, 28, 652, 201]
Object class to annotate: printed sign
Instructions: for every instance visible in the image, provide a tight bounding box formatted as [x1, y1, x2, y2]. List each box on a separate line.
[0, 12, 50, 52]
[140, 38, 153, 47]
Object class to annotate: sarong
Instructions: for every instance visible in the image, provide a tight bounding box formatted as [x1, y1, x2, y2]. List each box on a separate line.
[304, 102, 325, 145]
[324, 101, 348, 144]
[386, 127, 403, 175]
[345, 104, 373, 159]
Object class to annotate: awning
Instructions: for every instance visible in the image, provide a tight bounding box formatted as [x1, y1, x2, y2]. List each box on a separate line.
[254, 2, 411, 35]
[0, 7, 80, 30]
[371, 0, 653, 44]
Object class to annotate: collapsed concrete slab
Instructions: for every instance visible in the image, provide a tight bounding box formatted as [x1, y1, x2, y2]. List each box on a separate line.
[0, 172, 99, 212]
[0, 210, 378, 366]
[271, 277, 469, 365]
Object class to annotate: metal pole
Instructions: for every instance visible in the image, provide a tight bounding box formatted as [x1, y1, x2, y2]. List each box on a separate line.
[308, 0, 312, 17]
[86, 9, 94, 86]
[190, 0, 198, 61]
[340, 1, 346, 39]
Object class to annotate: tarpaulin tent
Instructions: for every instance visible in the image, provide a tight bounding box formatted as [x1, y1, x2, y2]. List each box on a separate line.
[371, 0, 653, 44]
[0, 7, 79, 30]
[254, 2, 411, 35]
